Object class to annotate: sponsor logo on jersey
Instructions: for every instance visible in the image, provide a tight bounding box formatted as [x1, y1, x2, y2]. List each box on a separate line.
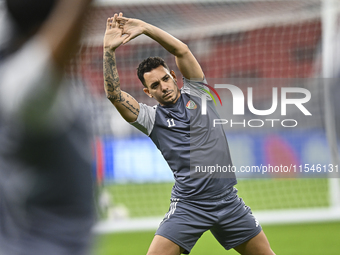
[186, 100, 197, 109]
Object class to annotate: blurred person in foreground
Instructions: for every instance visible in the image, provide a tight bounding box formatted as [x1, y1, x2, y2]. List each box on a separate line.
[103, 13, 275, 255]
[0, 0, 95, 254]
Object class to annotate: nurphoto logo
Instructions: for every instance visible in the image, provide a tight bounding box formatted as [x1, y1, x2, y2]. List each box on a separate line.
[200, 84, 312, 128]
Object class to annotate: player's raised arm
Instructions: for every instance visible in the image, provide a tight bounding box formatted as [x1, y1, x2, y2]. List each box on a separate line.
[103, 14, 140, 123]
[117, 15, 204, 80]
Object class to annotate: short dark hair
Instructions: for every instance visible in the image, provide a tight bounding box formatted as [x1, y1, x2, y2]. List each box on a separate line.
[6, 0, 56, 36]
[137, 57, 170, 87]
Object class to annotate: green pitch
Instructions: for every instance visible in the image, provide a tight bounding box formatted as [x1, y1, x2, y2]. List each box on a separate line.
[95, 178, 334, 254]
[93, 221, 340, 255]
[105, 178, 329, 218]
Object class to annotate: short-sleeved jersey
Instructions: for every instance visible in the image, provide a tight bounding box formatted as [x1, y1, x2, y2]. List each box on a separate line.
[131, 78, 237, 200]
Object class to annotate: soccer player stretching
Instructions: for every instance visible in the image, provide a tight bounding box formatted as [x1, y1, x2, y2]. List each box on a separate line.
[103, 13, 275, 255]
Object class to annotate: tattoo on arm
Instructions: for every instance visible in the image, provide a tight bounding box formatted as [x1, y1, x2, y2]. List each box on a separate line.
[103, 50, 125, 102]
[120, 99, 140, 117]
[103, 57, 139, 117]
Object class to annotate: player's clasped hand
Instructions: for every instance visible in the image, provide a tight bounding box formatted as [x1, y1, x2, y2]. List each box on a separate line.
[103, 13, 126, 50]
[116, 14, 146, 44]
[104, 12, 146, 50]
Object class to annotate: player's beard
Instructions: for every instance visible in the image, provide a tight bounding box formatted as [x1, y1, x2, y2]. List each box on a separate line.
[163, 86, 180, 105]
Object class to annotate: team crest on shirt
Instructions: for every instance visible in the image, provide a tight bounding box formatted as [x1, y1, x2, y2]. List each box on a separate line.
[186, 100, 197, 109]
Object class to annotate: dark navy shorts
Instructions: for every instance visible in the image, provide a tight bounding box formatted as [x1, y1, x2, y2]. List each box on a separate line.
[155, 187, 262, 254]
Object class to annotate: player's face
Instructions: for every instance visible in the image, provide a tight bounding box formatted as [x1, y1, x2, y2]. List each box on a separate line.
[143, 66, 181, 106]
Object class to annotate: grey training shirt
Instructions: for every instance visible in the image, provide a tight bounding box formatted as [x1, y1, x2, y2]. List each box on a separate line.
[131, 78, 237, 200]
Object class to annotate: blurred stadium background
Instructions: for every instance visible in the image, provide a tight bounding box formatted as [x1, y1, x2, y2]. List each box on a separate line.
[71, 0, 340, 254]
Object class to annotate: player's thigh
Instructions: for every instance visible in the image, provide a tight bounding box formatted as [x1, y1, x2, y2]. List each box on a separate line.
[155, 199, 215, 254]
[210, 188, 262, 250]
[233, 230, 275, 255]
[147, 235, 185, 255]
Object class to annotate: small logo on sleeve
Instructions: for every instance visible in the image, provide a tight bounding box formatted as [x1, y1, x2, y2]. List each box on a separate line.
[198, 82, 223, 106]
[186, 100, 197, 109]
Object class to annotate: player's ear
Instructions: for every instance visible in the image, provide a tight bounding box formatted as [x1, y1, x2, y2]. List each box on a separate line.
[170, 70, 177, 82]
[143, 87, 153, 98]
